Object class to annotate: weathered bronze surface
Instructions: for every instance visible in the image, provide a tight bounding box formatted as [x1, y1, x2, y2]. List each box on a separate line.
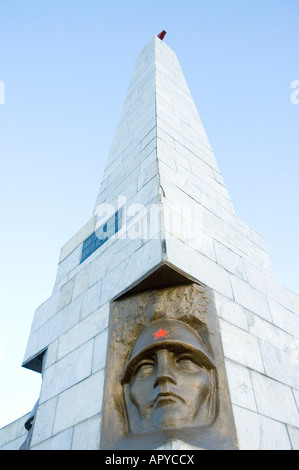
[122, 318, 217, 435]
[100, 267, 238, 450]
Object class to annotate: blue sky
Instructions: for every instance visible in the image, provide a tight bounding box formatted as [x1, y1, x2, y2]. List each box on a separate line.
[0, 0, 298, 428]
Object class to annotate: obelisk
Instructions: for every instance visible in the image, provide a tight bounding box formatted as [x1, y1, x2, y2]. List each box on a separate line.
[12, 34, 299, 450]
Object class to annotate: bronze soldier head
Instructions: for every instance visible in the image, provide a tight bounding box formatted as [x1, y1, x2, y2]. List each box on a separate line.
[121, 318, 217, 434]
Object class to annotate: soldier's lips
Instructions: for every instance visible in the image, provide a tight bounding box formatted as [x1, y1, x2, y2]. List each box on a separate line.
[153, 392, 186, 408]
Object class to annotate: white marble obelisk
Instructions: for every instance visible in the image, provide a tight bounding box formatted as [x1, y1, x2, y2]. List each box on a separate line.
[1, 35, 298, 450]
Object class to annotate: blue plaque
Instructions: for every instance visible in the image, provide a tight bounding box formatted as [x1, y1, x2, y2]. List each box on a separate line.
[80, 207, 123, 263]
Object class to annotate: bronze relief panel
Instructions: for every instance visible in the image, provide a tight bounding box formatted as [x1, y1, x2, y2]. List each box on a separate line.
[100, 278, 238, 450]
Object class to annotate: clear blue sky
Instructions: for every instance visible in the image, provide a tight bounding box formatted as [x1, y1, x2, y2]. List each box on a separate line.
[0, 0, 298, 429]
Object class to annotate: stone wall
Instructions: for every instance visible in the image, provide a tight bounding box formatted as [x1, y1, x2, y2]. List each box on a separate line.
[0, 414, 29, 450]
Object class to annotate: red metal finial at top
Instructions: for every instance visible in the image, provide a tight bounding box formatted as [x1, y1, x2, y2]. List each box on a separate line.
[157, 30, 167, 41]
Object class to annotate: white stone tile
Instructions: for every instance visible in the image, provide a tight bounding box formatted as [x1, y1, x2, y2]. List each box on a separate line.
[243, 260, 275, 295]
[80, 281, 102, 320]
[22, 328, 42, 366]
[213, 292, 248, 330]
[101, 238, 162, 303]
[72, 263, 91, 300]
[258, 415, 291, 450]
[103, 153, 124, 180]
[192, 167, 232, 203]
[57, 279, 74, 312]
[202, 194, 237, 227]
[23, 298, 82, 367]
[259, 340, 299, 389]
[165, 235, 233, 299]
[49, 428, 73, 450]
[117, 238, 162, 292]
[214, 240, 247, 280]
[108, 95, 155, 158]
[72, 414, 101, 450]
[59, 216, 95, 263]
[157, 118, 190, 150]
[100, 259, 128, 305]
[139, 127, 156, 151]
[219, 319, 264, 372]
[230, 275, 272, 321]
[203, 208, 246, 254]
[244, 236, 273, 273]
[127, 175, 159, 208]
[212, 168, 226, 187]
[225, 360, 257, 411]
[126, 205, 153, 241]
[87, 254, 105, 289]
[174, 137, 219, 172]
[251, 371, 299, 427]
[88, 240, 144, 291]
[188, 231, 216, 262]
[287, 425, 299, 450]
[268, 298, 299, 338]
[232, 406, 261, 450]
[30, 397, 58, 447]
[233, 406, 292, 450]
[30, 439, 52, 450]
[54, 245, 81, 289]
[280, 287, 299, 315]
[293, 389, 299, 410]
[157, 138, 190, 170]
[237, 219, 267, 251]
[92, 329, 109, 373]
[48, 295, 82, 343]
[246, 310, 291, 350]
[101, 170, 139, 206]
[162, 203, 214, 260]
[179, 142, 214, 178]
[0, 414, 29, 447]
[217, 192, 235, 214]
[53, 370, 105, 435]
[165, 216, 215, 262]
[161, 178, 200, 209]
[137, 159, 157, 192]
[57, 303, 109, 360]
[40, 340, 94, 403]
[43, 340, 58, 370]
[186, 171, 222, 205]
[159, 159, 188, 194]
[2, 435, 28, 450]
[157, 148, 176, 171]
[30, 292, 59, 333]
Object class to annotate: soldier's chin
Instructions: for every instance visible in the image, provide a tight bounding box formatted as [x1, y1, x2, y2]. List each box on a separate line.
[148, 404, 192, 431]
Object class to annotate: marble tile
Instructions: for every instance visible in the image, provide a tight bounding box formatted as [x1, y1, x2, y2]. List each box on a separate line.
[232, 406, 291, 450]
[72, 414, 101, 450]
[225, 360, 257, 411]
[53, 370, 105, 435]
[251, 371, 299, 427]
[219, 319, 264, 372]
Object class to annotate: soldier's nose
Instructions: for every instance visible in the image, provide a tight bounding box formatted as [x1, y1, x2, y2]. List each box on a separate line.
[153, 349, 176, 388]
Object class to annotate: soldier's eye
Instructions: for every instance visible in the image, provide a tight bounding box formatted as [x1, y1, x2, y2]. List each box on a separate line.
[176, 355, 200, 372]
[134, 360, 155, 379]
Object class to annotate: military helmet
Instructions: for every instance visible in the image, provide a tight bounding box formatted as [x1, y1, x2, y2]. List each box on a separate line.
[122, 318, 215, 384]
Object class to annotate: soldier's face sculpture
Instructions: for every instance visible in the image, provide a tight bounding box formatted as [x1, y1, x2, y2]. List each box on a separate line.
[122, 319, 217, 434]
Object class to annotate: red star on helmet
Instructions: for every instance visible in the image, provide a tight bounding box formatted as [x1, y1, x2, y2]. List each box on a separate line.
[152, 328, 169, 340]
